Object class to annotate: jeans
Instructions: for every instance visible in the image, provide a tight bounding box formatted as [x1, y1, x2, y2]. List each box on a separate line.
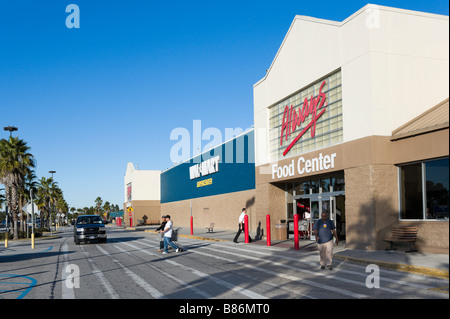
[163, 236, 178, 253]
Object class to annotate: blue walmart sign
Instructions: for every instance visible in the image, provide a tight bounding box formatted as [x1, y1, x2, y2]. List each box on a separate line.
[161, 130, 255, 203]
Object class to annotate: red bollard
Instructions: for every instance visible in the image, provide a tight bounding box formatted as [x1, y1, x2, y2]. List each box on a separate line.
[294, 214, 299, 250]
[266, 214, 271, 247]
[190, 216, 194, 235]
[130, 217, 133, 227]
[244, 215, 249, 243]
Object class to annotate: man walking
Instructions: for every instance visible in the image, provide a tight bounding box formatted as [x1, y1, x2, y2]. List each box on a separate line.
[313, 211, 338, 270]
[159, 215, 179, 254]
[233, 208, 252, 243]
[155, 215, 167, 252]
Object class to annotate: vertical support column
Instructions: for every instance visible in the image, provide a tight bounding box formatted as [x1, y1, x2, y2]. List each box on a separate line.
[294, 214, 299, 250]
[244, 215, 249, 243]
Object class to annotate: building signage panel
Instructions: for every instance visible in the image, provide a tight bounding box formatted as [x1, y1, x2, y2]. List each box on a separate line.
[280, 81, 328, 156]
[189, 156, 220, 180]
[161, 130, 255, 203]
[271, 152, 337, 180]
[269, 70, 343, 161]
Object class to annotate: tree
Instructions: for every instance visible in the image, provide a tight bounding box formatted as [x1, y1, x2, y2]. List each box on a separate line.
[0, 137, 36, 240]
[103, 201, 111, 220]
[56, 196, 68, 225]
[18, 169, 38, 232]
[36, 177, 60, 230]
[95, 197, 103, 215]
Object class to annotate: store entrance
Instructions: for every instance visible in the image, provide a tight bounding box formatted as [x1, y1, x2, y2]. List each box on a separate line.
[285, 172, 346, 241]
[293, 194, 345, 241]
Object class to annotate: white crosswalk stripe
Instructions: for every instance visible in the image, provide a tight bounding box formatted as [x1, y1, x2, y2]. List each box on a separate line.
[96, 245, 165, 299]
[111, 244, 212, 298]
[70, 229, 448, 299]
[196, 243, 401, 294]
[140, 237, 369, 298]
[119, 241, 267, 299]
[160, 237, 442, 292]
[80, 246, 119, 299]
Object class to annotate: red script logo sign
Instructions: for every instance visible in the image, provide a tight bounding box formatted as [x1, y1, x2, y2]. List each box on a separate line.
[280, 81, 328, 156]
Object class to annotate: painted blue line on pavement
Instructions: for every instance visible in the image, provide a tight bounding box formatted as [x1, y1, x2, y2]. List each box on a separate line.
[42, 246, 52, 252]
[0, 274, 37, 299]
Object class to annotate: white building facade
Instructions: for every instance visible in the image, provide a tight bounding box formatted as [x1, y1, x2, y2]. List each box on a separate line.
[123, 162, 161, 225]
[252, 5, 449, 253]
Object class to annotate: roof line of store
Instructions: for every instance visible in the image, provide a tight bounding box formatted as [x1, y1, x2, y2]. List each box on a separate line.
[161, 128, 255, 174]
[253, 4, 449, 89]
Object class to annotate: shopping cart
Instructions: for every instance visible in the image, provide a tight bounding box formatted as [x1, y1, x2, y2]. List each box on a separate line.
[171, 227, 185, 252]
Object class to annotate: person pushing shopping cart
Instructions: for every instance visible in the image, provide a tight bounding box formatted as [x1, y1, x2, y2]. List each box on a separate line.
[159, 215, 184, 254]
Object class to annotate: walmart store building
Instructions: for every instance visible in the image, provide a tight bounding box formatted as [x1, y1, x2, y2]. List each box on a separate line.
[150, 4, 449, 254]
[161, 130, 256, 231]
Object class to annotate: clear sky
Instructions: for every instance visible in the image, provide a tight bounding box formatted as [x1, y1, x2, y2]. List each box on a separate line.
[0, 0, 448, 209]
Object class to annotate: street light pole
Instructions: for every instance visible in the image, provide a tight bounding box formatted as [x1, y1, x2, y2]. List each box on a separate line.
[3, 126, 18, 137]
[49, 171, 56, 234]
[30, 189, 35, 249]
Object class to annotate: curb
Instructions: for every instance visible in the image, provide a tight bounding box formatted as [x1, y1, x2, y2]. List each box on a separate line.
[334, 254, 449, 280]
[178, 234, 227, 242]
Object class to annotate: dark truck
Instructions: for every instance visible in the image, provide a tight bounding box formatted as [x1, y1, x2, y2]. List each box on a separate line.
[74, 215, 107, 245]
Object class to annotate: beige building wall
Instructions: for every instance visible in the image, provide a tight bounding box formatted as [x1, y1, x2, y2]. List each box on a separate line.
[123, 162, 161, 225]
[123, 200, 161, 226]
[161, 189, 257, 233]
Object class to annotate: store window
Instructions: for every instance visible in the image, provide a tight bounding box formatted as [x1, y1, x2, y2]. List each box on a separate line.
[331, 174, 345, 192]
[399, 157, 449, 220]
[291, 172, 345, 196]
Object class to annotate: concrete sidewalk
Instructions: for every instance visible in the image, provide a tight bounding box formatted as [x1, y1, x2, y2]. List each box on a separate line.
[123, 224, 449, 280]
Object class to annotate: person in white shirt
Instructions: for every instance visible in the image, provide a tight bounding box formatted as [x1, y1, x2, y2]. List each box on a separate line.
[233, 208, 252, 243]
[159, 215, 179, 254]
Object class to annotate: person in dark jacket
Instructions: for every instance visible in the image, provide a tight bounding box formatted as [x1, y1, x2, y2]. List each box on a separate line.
[155, 215, 167, 252]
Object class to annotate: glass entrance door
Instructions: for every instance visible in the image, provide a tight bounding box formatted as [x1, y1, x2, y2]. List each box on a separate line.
[295, 195, 334, 241]
[309, 199, 319, 241]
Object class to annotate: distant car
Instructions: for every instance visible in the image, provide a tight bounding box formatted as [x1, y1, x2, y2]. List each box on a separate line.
[74, 215, 107, 245]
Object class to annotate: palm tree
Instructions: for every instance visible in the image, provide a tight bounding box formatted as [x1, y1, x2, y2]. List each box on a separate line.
[70, 207, 76, 222]
[95, 197, 103, 215]
[0, 137, 36, 240]
[103, 201, 111, 221]
[36, 177, 60, 230]
[18, 169, 38, 232]
[55, 194, 68, 225]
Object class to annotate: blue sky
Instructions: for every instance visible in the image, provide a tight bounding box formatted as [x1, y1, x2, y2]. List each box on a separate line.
[0, 0, 448, 209]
